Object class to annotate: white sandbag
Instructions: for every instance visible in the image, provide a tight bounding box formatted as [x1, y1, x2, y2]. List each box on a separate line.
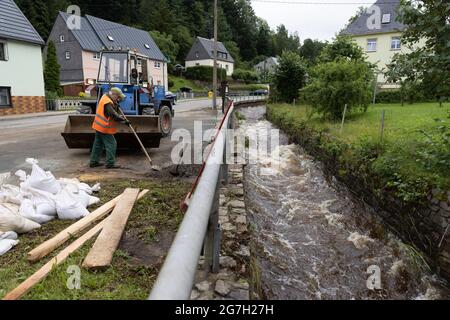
[0, 239, 19, 256]
[55, 189, 89, 220]
[20, 185, 57, 217]
[0, 211, 41, 233]
[67, 189, 91, 208]
[78, 182, 101, 195]
[25, 158, 61, 194]
[88, 195, 100, 206]
[19, 199, 54, 224]
[0, 203, 19, 215]
[58, 178, 80, 194]
[14, 169, 28, 182]
[0, 172, 11, 185]
[0, 231, 18, 240]
[0, 184, 22, 205]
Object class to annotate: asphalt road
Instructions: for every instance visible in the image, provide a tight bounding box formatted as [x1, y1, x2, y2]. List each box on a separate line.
[0, 99, 221, 177]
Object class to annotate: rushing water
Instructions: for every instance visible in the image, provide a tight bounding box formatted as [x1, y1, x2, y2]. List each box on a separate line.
[240, 106, 449, 300]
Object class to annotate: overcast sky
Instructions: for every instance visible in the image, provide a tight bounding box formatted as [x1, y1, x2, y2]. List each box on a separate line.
[250, 0, 374, 42]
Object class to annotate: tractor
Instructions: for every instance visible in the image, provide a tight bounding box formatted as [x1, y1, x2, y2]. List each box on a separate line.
[61, 50, 173, 149]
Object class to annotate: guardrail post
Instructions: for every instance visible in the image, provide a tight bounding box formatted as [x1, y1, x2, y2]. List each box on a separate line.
[203, 173, 221, 273]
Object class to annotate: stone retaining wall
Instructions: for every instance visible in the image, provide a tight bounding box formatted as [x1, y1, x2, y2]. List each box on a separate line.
[191, 164, 251, 300]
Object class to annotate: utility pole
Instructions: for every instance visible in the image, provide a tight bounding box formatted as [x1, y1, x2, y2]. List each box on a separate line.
[212, 0, 218, 109]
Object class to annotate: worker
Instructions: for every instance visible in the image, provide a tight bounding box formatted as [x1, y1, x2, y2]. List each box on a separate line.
[89, 87, 129, 169]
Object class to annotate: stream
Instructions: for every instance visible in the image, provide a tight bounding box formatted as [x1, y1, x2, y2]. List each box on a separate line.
[239, 106, 449, 300]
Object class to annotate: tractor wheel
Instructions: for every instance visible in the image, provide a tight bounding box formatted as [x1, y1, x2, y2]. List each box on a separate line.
[159, 106, 172, 137]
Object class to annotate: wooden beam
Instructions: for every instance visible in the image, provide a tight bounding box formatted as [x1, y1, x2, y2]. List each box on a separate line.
[27, 189, 149, 262]
[3, 219, 106, 300]
[82, 188, 140, 269]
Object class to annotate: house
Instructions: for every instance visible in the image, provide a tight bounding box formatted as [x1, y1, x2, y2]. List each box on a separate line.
[0, 0, 45, 116]
[341, 0, 424, 88]
[185, 37, 234, 76]
[254, 57, 278, 80]
[48, 12, 168, 96]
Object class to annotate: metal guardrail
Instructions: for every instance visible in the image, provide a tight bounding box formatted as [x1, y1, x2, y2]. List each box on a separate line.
[148, 96, 266, 300]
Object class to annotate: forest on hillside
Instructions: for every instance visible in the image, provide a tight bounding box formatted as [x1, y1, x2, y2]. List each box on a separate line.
[16, 0, 310, 67]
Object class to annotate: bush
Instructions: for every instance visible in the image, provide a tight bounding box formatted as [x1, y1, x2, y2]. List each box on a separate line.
[184, 66, 227, 81]
[232, 69, 259, 83]
[301, 59, 373, 120]
[168, 79, 175, 88]
[376, 90, 402, 103]
[272, 51, 308, 103]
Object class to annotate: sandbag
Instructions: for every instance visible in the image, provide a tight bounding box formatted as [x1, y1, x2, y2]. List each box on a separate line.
[0, 231, 18, 240]
[0, 239, 19, 256]
[14, 170, 28, 182]
[0, 203, 19, 215]
[0, 210, 41, 233]
[25, 158, 61, 194]
[0, 184, 22, 205]
[0, 172, 11, 185]
[19, 199, 54, 224]
[55, 189, 89, 220]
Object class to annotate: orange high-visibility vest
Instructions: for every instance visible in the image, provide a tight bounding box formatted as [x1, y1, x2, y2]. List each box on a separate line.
[92, 95, 118, 135]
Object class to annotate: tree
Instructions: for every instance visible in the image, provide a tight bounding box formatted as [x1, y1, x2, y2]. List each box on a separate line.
[319, 35, 366, 63]
[44, 41, 61, 94]
[389, 0, 450, 105]
[301, 60, 373, 120]
[149, 31, 179, 65]
[299, 39, 327, 65]
[272, 51, 307, 103]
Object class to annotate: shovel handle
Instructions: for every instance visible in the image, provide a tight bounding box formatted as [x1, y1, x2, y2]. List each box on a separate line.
[118, 108, 154, 167]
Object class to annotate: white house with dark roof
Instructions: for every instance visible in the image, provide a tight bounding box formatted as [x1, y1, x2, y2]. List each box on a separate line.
[48, 12, 168, 96]
[254, 57, 279, 80]
[185, 37, 234, 76]
[0, 0, 45, 116]
[341, 0, 424, 87]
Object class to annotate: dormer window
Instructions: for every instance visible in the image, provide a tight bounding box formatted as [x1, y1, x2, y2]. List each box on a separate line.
[382, 14, 391, 24]
[107, 36, 114, 41]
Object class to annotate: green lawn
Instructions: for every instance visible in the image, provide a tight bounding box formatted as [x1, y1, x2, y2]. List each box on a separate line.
[276, 102, 449, 144]
[267, 102, 450, 202]
[168, 76, 207, 91]
[0, 179, 189, 300]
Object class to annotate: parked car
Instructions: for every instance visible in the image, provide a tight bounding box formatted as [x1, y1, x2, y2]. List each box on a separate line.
[165, 91, 177, 105]
[250, 89, 269, 96]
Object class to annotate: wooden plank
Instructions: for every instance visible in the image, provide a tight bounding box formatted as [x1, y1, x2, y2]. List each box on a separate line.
[27, 189, 149, 262]
[3, 220, 106, 300]
[82, 188, 140, 269]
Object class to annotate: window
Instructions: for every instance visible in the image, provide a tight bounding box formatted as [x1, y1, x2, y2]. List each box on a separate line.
[0, 87, 12, 107]
[137, 59, 142, 66]
[195, 51, 199, 58]
[98, 52, 129, 83]
[195, 63, 200, 66]
[65, 51, 71, 60]
[60, 35, 65, 43]
[226, 65, 229, 71]
[367, 38, 377, 52]
[391, 37, 401, 50]
[0, 42, 7, 61]
[144, 44, 150, 49]
[382, 13, 391, 24]
[107, 35, 114, 42]
[93, 52, 101, 60]
[154, 62, 161, 68]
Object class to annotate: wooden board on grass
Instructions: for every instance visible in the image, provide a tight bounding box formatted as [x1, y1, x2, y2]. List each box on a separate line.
[82, 188, 140, 269]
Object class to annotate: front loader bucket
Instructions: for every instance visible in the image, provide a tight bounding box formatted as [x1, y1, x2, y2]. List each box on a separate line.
[61, 115, 162, 149]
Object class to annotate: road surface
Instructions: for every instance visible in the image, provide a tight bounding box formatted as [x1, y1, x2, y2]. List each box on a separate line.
[0, 99, 222, 176]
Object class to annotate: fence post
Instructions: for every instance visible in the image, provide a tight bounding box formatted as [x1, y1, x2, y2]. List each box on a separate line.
[380, 110, 385, 141]
[340, 104, 348, 135]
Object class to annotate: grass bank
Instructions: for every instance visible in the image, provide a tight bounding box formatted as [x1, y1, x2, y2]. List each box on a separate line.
[0, 179, 189, 300]
[267, 102, 450, 203]
[169, 76, 207, 91]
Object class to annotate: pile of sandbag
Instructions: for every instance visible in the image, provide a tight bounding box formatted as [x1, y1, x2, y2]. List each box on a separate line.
[0, 158, 101, 256]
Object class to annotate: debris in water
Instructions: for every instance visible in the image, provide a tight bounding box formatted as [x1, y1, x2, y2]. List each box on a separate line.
[347, 232, 374, 249]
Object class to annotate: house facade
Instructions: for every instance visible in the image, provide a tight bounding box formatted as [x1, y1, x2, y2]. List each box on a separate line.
[48, 12, 168, 96]
[185, 37, 234, 76]
[254, 57, 278, 81]
[0, 0, 45, 116]
[341, 0, 424, 88]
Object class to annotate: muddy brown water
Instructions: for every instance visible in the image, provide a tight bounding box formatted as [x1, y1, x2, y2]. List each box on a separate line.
[239, 106, 449, 300]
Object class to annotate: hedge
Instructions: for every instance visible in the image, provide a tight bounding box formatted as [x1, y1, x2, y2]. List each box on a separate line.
[184, 66, 227, 81]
